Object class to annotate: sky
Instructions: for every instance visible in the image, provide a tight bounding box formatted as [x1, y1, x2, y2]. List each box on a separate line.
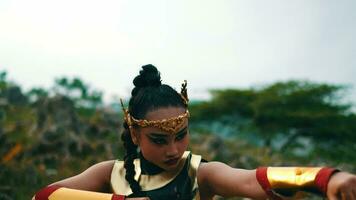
[1, 0, 356, 104]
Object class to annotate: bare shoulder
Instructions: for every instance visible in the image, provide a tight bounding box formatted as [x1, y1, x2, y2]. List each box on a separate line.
[82, 160, 116, 176]
[197, 161, 230, 182]
[196, 161, 265, 199]
[51, 160, 116, 191]
[197, 161, 250, 186]
[197, 161, 229, 198]
[70, 160, 116, 182]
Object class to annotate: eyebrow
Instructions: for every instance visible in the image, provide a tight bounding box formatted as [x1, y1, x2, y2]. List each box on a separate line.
[148, 127, 188, 138]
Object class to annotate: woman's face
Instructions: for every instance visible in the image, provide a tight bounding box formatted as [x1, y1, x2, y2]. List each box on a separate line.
[132, 106, 189, 171]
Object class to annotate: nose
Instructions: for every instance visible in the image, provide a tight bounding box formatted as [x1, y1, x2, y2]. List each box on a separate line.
[165, 142, 178, 158]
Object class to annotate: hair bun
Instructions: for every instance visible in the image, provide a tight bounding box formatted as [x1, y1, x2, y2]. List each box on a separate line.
[133, 64, 161, 88]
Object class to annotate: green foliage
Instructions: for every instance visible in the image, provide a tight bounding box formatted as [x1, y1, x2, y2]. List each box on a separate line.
[0, 71, 8, 90]
[54, 77, 103, 108]
[190, 89, 256, 121]
[0, 72, 120, 199]
[191, 80, 356, 164]
[27, 88, 48, 102]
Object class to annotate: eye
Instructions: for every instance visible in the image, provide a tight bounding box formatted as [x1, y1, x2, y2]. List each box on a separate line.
[150, 137, 167, 145]
[175, 131, 187, 141]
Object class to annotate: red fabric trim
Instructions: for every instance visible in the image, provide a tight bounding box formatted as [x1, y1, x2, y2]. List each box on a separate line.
[35, 185, 61, 200]
[256, 167, 282, 200]
[315, 167, 339, 195]
[111, 194, 125, 200]
[256, 167, 270, 192]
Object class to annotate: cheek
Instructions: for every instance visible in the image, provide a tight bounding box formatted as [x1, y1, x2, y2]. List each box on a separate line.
[178, 134, 189, 151]
[139, 138, 164, 158]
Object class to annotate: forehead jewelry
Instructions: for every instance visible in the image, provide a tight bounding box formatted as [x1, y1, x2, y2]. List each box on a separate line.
[120, 80, 190, 134]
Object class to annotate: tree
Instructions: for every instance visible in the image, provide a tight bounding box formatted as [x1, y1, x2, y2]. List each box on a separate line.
[191, 80, 356, 161]
[53, 77, 103, 109]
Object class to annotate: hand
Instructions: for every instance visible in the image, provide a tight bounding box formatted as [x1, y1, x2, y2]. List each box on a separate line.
[327, 171, 356, 200]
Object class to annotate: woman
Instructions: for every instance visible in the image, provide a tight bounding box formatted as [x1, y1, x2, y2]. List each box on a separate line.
[34, 65, 356, 200]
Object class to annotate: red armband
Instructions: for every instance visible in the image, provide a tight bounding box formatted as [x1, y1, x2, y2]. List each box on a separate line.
[256, 167, 339, 200]
[35, 185, 61, 200]
[315, 167, 340, 194]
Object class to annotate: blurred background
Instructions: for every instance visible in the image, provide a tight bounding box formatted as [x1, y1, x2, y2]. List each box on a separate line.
[1, 0, 356, 199]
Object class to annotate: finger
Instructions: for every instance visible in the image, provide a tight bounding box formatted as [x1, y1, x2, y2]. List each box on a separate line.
[329, 195, 339, 200]
[328, 192, 340, 200]
[351, 188, 356, 200]
[341, 191, 353, 200]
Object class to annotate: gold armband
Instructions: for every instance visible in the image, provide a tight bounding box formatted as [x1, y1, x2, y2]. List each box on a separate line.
[256, 167, 339, 200]
[35, 185, 125, 200]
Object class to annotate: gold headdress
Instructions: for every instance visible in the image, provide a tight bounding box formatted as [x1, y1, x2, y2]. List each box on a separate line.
[120, 80, 189, 134]
[180, 80, 188, 106]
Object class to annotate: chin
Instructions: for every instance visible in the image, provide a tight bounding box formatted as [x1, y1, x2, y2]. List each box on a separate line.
[164, 161, 181, 171]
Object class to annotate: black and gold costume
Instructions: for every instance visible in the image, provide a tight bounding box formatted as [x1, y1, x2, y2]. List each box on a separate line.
[111, 151, 202, 200]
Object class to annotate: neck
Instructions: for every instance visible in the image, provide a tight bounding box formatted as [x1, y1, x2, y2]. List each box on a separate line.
[139, 152, 164, 175]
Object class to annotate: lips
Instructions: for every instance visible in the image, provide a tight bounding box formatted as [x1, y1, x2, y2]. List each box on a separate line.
[164, 157, 179, 166]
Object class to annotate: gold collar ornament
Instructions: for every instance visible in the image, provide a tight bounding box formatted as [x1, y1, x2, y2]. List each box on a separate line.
[120, 80, 190, 134]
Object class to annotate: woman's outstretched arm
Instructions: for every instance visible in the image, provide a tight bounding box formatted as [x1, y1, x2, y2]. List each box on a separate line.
[32, 160, 115, 200]
[49, 160, 115, 191]
[197, 161, 356, 199]
[33, 160, 151, 200]
[197, 162, 267, 199]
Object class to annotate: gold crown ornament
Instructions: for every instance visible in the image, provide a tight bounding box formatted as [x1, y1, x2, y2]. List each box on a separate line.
[120, 80, 189, 134]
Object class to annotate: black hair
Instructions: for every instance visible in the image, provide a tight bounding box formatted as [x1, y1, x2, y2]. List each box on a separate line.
[121, 64, 186, 196]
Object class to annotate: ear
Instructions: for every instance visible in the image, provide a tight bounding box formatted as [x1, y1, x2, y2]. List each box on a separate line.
[129, 128, 139, 145]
